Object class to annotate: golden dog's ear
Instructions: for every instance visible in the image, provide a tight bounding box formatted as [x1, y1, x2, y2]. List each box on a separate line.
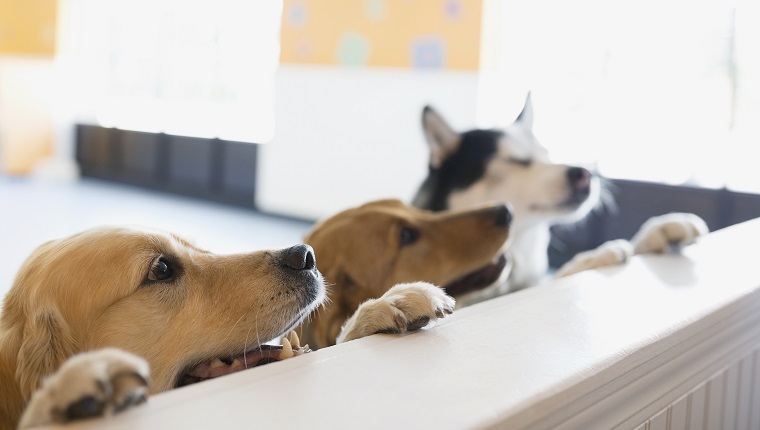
[16, 308, 75, 399]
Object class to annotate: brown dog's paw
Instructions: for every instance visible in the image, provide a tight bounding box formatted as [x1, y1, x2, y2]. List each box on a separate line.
[336, 282, 455, 344]
[19, 348, 150, 429]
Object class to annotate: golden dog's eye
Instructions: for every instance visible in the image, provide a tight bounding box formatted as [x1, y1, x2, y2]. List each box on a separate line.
[148, 257, 174, 282]
[399, 226, 420, 247]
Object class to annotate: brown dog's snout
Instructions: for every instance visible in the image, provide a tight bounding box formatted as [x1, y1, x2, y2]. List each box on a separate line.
[282, 244, 316, 271]
[494, 203, 512, 228]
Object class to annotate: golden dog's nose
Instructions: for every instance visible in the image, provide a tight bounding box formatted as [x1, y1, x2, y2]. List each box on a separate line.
[282, 244, 316, 271]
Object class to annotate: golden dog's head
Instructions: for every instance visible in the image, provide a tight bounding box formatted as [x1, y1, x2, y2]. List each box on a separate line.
[1, 226, 325, 398]
[302, 199, 511, 348]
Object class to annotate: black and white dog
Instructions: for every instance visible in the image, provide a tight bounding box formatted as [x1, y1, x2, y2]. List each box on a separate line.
[413, 95, 707, 302]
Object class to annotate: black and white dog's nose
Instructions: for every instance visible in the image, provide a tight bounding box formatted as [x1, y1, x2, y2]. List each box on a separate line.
[566, 167, 592, 189]
[282, 244, 316, 271]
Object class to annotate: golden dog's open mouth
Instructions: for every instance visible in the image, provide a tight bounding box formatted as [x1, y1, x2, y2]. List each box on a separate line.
[443, 253, 509, 297]
[176, 331, 309, 387]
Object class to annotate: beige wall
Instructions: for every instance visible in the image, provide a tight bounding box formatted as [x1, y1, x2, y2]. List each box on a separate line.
[0, 0, 56, 175]
[0, 0, 56, 55]
[0, 57, 55, 175]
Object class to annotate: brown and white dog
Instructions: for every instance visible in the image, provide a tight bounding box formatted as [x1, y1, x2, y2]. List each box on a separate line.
[0, 226, 452, 429]
[300, 199, 511, 349]
[414, 96, 708, 292]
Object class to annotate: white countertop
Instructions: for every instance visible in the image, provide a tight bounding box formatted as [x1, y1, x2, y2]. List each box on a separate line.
[4, 178, 759, 429]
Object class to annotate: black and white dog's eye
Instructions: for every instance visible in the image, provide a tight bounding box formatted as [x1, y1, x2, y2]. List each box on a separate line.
[399, 226, 420, 247]
[507, 157, 533, 167]
[147, 257, 174, 282]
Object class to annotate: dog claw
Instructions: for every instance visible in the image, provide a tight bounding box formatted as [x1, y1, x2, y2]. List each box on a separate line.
[407, 316, 431, 331]
[394, 314, 406, 331]
[436, 305, 454, 318]
[114, 391, 147, 414]
[65, 396, 104, 421]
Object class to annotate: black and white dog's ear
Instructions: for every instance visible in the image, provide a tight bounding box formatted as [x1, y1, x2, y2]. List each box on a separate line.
[422, 106, 461, 169]
[515, 92, 533, 131]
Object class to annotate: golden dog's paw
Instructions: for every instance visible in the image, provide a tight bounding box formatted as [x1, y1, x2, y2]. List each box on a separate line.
[336, 282, 455, 344]
[19, 348, 150, 429]
[555, 239, 634, 278]
[631, 213, 709, 255]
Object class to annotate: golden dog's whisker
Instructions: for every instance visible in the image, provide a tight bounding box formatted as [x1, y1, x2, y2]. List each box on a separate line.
[220, 313, 247, 350]
[243, 315, 253, 370]
[251, 306, 263, 369]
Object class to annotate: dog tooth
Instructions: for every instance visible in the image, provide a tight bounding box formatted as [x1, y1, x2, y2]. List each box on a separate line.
[288, 331, 301, 348]
[280, 337, 293, 359]
[209, 358, 225, 368]
[231, 358, 243, 367]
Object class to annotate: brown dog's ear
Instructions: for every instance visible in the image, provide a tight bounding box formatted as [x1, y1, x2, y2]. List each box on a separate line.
[16, 308, 75, 399]
[422, 105, 461, 169]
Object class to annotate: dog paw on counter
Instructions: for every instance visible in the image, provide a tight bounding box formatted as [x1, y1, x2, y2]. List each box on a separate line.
[631, 212, 709, 255]
[556, 213, 709, 278]
[19, 349, 150, 429]
[337, 282, 455, 344]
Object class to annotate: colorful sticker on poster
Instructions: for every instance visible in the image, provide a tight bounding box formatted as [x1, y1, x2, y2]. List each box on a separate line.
[280, 0, 482, 70]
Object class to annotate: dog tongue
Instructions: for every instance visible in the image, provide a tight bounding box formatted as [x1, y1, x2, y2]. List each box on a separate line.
[188, 332, 309, 379]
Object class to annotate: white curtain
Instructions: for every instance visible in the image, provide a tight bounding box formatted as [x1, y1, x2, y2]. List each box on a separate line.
[480, 0, 757, 191]
[56, 0, 282, 144]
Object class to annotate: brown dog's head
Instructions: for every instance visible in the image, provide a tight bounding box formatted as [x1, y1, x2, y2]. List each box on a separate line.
[302, 199, 511, 348]
[1, 226, 325, 398]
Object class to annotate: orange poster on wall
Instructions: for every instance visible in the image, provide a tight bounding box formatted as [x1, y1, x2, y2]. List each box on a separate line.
[280, 0, 482, 70]
[0, 0, 56, 55]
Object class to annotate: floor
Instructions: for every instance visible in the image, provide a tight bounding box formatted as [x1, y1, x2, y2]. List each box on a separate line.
[0, 177, 313, 300]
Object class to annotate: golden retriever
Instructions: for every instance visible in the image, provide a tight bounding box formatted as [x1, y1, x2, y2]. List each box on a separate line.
[0, 226, 329, 429]
[300, 199, 512, 349]
[1, 225, 458, 429]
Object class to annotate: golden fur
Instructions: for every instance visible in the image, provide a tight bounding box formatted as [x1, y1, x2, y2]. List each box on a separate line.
[300, 199, 511, 349]
[0, 226, 324, 429]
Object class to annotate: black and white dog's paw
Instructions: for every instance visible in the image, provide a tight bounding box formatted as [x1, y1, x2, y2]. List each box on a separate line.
[336, 282, 455, 344]
[631, 213, 709, 255]
[19, 348, 150, 429]
[555, 239, 634, 278]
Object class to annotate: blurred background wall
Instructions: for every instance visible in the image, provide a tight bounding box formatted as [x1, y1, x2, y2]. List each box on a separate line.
[259, 0, 490, 219]
[0, 0, 56, 175]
